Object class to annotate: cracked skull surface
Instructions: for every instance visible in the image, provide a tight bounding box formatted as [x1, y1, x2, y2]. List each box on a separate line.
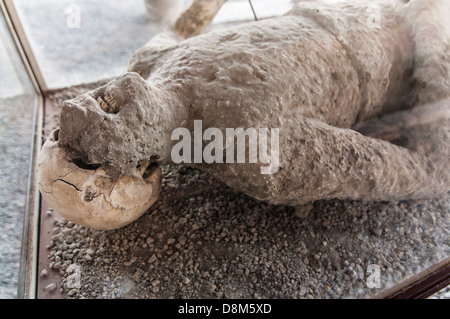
[37, 0, 450, 229]
[37, 130, 161, 230]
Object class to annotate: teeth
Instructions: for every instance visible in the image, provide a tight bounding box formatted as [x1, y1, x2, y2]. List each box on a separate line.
[97, 94, 119, 114]
[104, 94, 113, 104]
[97, 97, 109, 112]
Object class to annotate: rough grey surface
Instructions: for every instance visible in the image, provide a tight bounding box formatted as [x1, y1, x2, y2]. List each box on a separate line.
[0, 95, 34, 299]
[59, 72, 183, 180]
[59, 0, 449, 206]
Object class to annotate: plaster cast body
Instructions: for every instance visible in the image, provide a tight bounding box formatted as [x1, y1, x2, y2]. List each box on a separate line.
[38, 0, 450, 228]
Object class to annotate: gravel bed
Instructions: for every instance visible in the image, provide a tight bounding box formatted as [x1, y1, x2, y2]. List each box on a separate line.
[41, 163, 449, 299]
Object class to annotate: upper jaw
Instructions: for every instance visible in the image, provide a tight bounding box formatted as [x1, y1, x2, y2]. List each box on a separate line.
[58, 72, 158, 178]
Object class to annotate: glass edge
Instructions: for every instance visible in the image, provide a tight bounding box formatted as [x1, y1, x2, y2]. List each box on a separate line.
[16, 94, 43, 299]
[1, 0, 44, 300]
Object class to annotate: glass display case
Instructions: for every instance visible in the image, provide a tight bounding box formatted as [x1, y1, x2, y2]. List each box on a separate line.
[0, 0, 448, 299]
[0, 1, 42, 299]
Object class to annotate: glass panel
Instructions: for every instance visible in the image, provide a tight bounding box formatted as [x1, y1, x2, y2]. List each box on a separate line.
[0, 11, 38, 299]
[250, 0, 295, 19]
[213, 0, 255, 24]
[11, 0, 272, 90]
[12, 0, 184, 89]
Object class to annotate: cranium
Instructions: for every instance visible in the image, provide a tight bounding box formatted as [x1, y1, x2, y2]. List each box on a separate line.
[37, 129, 161, 230]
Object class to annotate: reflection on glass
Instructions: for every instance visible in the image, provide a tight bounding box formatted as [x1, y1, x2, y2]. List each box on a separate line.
[0, 11, 37, 299]
[12, 0, 289, 90]
[13, 0, 165, 89]
[11, 0, 205, 89]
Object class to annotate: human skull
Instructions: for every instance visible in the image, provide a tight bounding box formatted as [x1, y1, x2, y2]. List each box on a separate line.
[36, 129, 162, 230]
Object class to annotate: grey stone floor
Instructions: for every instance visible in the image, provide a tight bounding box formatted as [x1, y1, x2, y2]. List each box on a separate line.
[0, 7, 36, 299]
[0, 94, 35, 299]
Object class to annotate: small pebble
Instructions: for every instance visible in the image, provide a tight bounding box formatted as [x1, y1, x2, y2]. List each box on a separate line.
[44, 283, 57, 293]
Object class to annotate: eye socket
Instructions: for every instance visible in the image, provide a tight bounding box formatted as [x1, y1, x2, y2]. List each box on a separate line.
[150, 155, 160, 162]
[71, 158, 101, 171]
[143, 163, 159, 180]
[50, 129, 60, 142]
